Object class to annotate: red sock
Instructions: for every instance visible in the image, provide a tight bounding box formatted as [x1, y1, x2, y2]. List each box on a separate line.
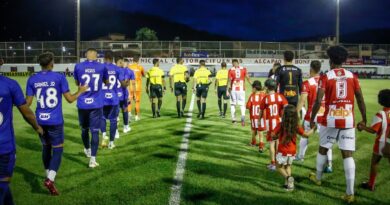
[259, 142, 264, 149]
[251, 138, 256, 145]
[369, 172, 377, 188]
[271, 160, 275, 165]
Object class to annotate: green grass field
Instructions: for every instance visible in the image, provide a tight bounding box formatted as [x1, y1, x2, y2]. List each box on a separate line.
[8, 76, 390, 205]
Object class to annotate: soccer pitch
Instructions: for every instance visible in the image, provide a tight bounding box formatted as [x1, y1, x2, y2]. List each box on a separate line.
[9, 76, 390, 205]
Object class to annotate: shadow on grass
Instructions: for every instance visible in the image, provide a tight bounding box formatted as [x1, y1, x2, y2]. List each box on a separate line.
[14, 166, 47, 195]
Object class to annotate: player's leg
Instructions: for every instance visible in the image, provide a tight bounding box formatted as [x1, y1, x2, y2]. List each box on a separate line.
[0, 152, 15, 205]
[135, 91, 141, 120]
[222, 89, 229, 118]
[258, 132, 265, 152]
[217, 87, 222, 115]
[43, 125, 64, 195]
[361, 153, 381, 191]
[268, 138, 276, 171]
[121, 101, 131, 133]
[230, 91, 237, 123]
[101, 107, 110, 148]
[78, 109, 91, 157]
[39, 126, 51, 175]
[176, 95, 182, 118]
[339, 128, 356, 200]
[89, 108, 103, 168]
[157, 86, 163, 117]
[238, 91, 246, 126]
[196, 87, 202, 118]
[108, 106, 119, 149]
[201, 86, 208, 118]
[297, 120, 310, 161]
[181, 83, 187, 115]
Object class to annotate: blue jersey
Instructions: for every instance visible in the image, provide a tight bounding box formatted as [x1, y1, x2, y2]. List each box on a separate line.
[0, 76, 26, 154]
[102, 63, 124, 106]
[74, 60, 108, 109]
[26, 71, 70, 126]
[118, 68, 135, 101]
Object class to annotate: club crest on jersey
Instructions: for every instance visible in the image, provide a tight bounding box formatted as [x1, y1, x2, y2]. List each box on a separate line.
[105, 93, 113, 99]
[337, 71, 343, 76]
[329, 107, 352, 118]
[39, 113, 51, 120]
[84, 98, 94, 104]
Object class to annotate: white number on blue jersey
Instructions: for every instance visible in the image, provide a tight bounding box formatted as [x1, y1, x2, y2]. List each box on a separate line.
[36, 87, 58, 109]
[81, 74, 100, 91]
[102, 75, 117, 90]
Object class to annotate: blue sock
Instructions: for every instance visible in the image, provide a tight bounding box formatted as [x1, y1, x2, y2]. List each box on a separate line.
[81, 128, 90, 149]
[123, 111, 129, 126]
[90, 130, 99, 157]
[42, 145, 51, 170]
[49, 147, 63, 172]
[101, 119, 106, 133]
[0, 182, 13, 205]
[109, 119, 117, 141]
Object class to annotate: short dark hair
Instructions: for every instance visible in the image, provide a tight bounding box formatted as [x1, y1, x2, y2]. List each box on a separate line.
[378, 89, 390, 107]
[123, 58, 129, 62]
[176, 58, 183, 64]
[104, 51, 114, 60]
[327, 46, 348, 65]
[115, 56, 123, 63]
[153, 58, 159, 65]
[252, 80, 262, 91]
[310, 60, 322, 73]
[221, 62, 227, 67]
[232, 59, 239, 63]
[86, 48, 97, 53]
[284, 51, 294, 62]
[38, 52, 54, 67]
[199, 60, 206, 66]
[273, 62, 281, 67]
[265, 78, 277, 91]
[133, 56, 140, 62]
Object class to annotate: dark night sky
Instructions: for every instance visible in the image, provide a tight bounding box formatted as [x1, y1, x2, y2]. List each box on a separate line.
[94, 0, 390, 40]
[1, 0, 390, 41]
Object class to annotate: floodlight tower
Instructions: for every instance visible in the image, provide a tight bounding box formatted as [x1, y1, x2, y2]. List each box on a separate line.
[336, 0, 340, 44]
[76, 0, 81, 62]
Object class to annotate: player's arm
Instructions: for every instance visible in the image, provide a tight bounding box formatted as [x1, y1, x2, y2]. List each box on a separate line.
[162, 75, 166, 92]
[310, 88, 324, 128]
[297, 70, 303, 94]
[17, 104, 43, 135]
[63, 84, 89, 103]
[192, 77, 197, 92]
[25, 96, 34, 107]
[357, 123, 376, 134]
[169, 74, 174, 93]
[355, 88, 367, 126]
[145, 77, 150, 94]
[296, 93, 307, 113]
[245, 72, 252, 85]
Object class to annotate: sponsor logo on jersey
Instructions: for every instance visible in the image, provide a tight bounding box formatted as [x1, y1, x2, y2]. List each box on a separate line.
[284, 90, 297, 97]
[118, 93, 123, 97]
[105, 93, 113, 99]
[39, 113, 51, 120]
[85, 98, 94, 104]
[329, 107, 352, 118]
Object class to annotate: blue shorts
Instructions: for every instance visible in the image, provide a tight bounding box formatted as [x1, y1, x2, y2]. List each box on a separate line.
[119, 100, 129, 110]
[0, 152, 16, 182]
[78, 108, 103, 130]
[40, 125, 64, 147]
[103, 105, 119, 120]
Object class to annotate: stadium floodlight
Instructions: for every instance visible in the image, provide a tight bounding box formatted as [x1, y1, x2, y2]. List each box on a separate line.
[336, 0, 340, 44]
[62, 46, 67, 52]
[76, 0, 81, 62]
[27, 46, 32, 50]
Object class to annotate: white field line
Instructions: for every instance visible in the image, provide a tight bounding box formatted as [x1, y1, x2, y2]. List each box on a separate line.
[169, 94, 195, 205]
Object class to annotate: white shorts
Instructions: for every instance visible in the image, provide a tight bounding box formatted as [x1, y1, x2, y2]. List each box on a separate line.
[303, 120, 322, 133]
[276, 153, 295, 165]
[319, 127, 355, 151]
[230, 91, 245, 106]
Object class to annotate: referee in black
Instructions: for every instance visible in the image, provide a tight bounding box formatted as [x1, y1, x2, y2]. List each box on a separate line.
[275, 51, 303, 106]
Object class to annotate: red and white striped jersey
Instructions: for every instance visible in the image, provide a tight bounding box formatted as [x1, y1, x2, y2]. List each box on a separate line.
[260, 93, 288, 132]
[228, 66, 247, 91]
[371, 108, 390, 152]
[301, 76, 325, 122]
[246, 91, 266, 119]
[319, 68, 361, 128]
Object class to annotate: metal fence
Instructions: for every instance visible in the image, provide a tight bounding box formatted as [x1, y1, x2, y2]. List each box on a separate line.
[1, 41, 389, 64]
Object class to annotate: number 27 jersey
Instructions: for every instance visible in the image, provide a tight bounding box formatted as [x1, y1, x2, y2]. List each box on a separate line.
[319, 68, 360, 128]
[74, 60, 108, 109]
[26, 71, 70, 125]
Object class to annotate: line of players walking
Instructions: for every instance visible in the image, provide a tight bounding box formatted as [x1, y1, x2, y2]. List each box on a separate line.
[1, 45, 390, 204]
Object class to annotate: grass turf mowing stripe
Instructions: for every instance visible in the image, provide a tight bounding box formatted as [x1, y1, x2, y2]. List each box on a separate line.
[169, 94, 196, 205]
